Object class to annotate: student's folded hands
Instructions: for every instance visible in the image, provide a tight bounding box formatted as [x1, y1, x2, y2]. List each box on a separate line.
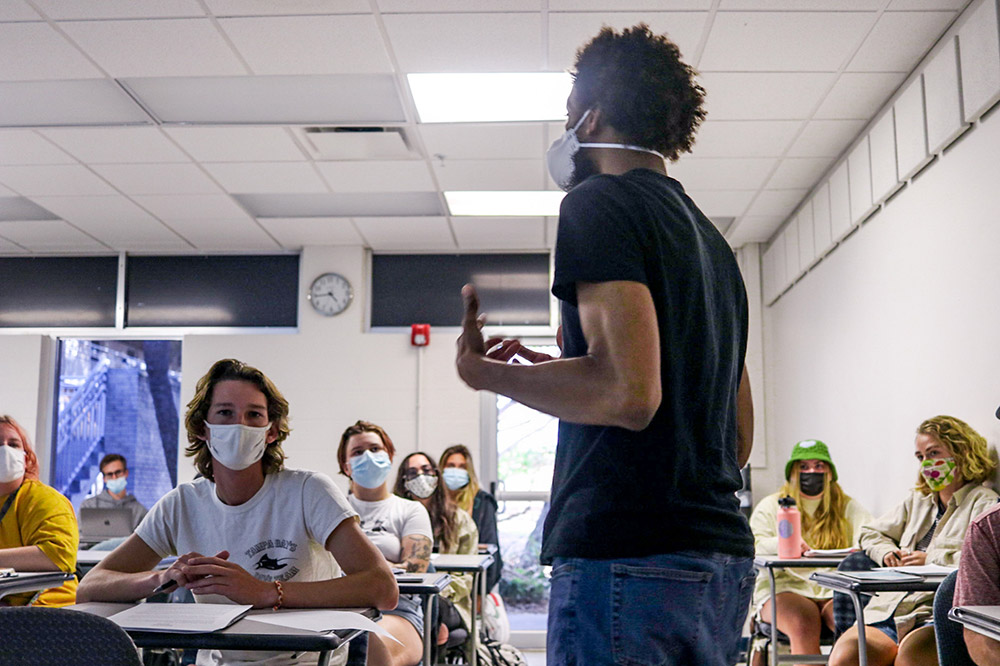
[175, 551, 279, 608]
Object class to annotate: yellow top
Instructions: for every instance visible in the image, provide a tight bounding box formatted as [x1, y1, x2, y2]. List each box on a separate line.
[0, 478, 79, 606]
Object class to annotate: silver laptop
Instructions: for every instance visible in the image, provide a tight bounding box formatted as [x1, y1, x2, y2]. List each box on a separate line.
[80, 507, 133, 540]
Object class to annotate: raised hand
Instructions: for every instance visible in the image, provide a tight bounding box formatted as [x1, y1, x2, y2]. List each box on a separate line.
[456, 284, 488, 389]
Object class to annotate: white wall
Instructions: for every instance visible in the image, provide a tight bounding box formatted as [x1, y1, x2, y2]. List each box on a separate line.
[0, 245, 484, 494]
[761, 109, 1000, 516]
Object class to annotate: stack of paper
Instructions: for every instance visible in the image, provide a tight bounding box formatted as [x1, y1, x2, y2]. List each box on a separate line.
[108, 603, 252, 633]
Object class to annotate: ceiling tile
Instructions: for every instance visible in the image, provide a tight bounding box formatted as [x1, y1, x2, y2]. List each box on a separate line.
[848, 11, 955, 72]
[689, 120, 803, 158]
[0, 80, 152, 127]
[699, 73, 836, 120]
[40, 127, 189, 163]
[726, 215, 785, 245]
[316, 161, 435, 192]
[786, 119, 867, 157]
[90, 163, 221, 195]
[354, 216, 456, 250]
[383, 13, 542, 73]
[203, 162, 329, 193]
[131, 194, 251, 220]
[379, 0, 540, 10]
[60, 19, 247, 77]
[0, 165, 116, 195]
[721, 0, 883, 7]
[419, 123, 547, 161]
[0, 1, 41, 20]
[207, 0, 370, 13]
[0, 219, 108, 251]
[35, 0, 205, 19]
[163, 127, 307, 162]
[745, 189, 807, 217]
[161, 217, 279, 250]
[685, 190, 755, 217]
[700, 12, 874, 72]
[550, 0, 710, 7]
[434, 159, 546, 191]
[670, 158, 777, 190]
[257, 217, 365, 248]
[220, 15, 392, 75]
[0, 184, 13, 196]
[0, 131, 75, 165]
[765, 157, 835, 189]
[887, 0, 965, 8]
[31, 196, 190, 250]
[814, 72, 906, 119]
[548, 12, 707, 71]
[0, 236, 29, 253]
[452, 216, 547, 250]
[0, 196, 58, 221]
[0, 23, 105, 80]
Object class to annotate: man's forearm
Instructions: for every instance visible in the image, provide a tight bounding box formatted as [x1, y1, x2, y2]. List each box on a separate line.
[0, 545, 61, 572]
[736, 366, 753, 468]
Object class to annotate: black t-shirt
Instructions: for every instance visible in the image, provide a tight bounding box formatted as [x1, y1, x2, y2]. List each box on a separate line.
[541, 168, 753, 563]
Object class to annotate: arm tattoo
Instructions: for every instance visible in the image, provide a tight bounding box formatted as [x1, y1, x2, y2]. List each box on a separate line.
[401, 536, 432, 573]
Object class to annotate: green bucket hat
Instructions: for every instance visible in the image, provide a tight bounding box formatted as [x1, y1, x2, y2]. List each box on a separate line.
[785, 440, 838, 481]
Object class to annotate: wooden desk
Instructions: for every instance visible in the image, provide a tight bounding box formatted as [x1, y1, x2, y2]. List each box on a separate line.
[396, 572, 451, 666]
[949, 606, 1000, 642]
[431, 553, 494, 666]
[811, 572, 944, 666]
[753, 555, 845, 665]
[70, 602, 378, 666]
[0, 571, 74, 601]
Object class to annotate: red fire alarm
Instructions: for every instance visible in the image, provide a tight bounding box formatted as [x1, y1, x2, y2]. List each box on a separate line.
[411, 324, 430, 347]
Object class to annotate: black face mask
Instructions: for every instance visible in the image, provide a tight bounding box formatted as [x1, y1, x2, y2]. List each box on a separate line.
[799, 472, 825, 497]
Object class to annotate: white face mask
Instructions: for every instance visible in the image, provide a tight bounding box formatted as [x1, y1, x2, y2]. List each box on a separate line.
[205, 423, 270, 471]
[405, 473, 438, 499]
[0, 446, 26, 483]
[545, 108, 667, 192]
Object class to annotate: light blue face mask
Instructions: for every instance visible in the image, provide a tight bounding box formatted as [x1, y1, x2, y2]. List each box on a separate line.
[442, 467, 470, 491]
[349, 450, 392, 489]
[105, 477, 127, 494]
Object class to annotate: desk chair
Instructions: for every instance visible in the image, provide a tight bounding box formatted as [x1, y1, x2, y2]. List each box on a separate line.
[933, 570, 976, 666]
[0, 607, 142, 666]
[746, 615, 834, 666]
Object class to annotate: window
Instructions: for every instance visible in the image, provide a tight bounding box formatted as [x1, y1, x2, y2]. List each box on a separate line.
[53, 339, 182, 512]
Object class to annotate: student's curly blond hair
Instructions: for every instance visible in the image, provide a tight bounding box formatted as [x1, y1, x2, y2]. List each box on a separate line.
[914, 415, 996, 494]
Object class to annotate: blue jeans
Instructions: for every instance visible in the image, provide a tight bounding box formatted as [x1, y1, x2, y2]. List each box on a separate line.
[548, 551, 756, 666]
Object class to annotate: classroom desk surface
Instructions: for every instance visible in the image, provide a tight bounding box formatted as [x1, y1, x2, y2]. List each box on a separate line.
[811, 571, 945, 666]
[70, 602, 378, 666]
[0, 571, 74, 600]
[753, 556, 847, 665]
[949, 606, 1000, 642]
[431, 553, 494, 666]
[396, 572, 451, 666]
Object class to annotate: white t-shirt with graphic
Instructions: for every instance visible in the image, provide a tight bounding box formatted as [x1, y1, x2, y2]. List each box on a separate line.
[348, 494, 432, 563]
[136, 468, 358, 666]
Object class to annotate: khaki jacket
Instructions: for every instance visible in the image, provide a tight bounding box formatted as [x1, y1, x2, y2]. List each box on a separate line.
[859, 483, 998, 633]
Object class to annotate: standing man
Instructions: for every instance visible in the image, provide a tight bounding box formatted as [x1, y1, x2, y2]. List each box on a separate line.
[455, 24, 755, 665]
[81, 453, 148, 530]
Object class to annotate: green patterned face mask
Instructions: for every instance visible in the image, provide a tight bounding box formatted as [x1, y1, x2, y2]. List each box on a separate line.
[920, 457, 957, 492]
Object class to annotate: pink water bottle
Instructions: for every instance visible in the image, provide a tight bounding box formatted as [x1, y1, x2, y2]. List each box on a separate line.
[777, 496, 802, 559]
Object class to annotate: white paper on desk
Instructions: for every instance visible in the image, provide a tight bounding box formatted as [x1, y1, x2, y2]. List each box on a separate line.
[804, 547, 857, 557]
[887, 564, 957, 577]
[108, 603, 252, 633]
[251, 610, 403, 645]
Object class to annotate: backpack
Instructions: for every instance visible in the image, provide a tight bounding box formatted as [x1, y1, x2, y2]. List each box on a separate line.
[475, 636, 528, 666]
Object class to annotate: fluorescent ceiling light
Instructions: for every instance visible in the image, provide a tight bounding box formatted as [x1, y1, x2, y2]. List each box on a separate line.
[0, 80, 152, 128]
[121, 75, 406, 125]
[445, 191, 564, 216]
[0, 197, 60, 221]
[409, 73, 572, 123]
[235, 192, 444, 218]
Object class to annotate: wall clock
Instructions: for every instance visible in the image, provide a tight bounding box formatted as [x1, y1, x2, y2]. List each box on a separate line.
[308, 272, 353, 316]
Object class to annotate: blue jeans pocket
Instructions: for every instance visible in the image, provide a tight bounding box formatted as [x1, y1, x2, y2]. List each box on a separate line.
[611, 564, 713, 666]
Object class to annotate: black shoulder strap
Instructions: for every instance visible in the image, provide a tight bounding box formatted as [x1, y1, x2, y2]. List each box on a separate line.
[0, 483, 22, 525]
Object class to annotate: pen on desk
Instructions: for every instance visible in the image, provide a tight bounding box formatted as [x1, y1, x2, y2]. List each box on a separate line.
[151, 580, 177, 595]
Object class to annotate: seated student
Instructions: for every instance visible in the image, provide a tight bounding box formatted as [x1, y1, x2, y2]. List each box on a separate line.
[749, 440, 872, 665]
[829, 415, 998, 666]
[394, 452, 478, 647]
[0, 415, 78, 607]
[78, 359, 397, 666]
[80, 453, 148, 531]
[337, 421, 431, 666]
[439, 444, 503, 591]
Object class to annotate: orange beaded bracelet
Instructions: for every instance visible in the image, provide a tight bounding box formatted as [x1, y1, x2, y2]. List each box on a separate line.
[272, 580, 284, 611]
